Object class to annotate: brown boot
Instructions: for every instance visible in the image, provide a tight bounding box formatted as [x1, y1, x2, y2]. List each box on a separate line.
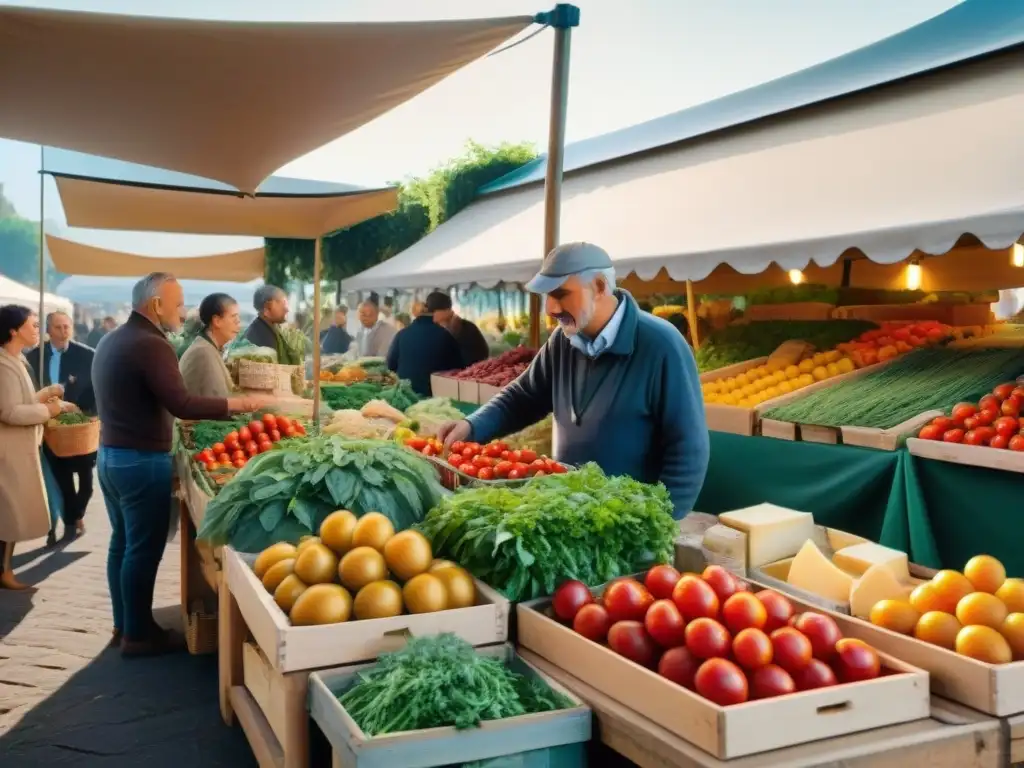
[121, 628, 186, 658]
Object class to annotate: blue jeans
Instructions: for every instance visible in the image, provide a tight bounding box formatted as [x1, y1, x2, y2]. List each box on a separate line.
[97, 446, 173, 641]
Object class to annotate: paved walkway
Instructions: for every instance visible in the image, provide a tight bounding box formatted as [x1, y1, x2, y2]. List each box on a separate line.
[0, 482, 256, 767]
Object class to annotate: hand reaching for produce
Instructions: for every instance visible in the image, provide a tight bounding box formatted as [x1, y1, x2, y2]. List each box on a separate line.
[59, 400, 79, 414]
[37, 383, 64, 403]
[437, 419, 471, 452]
[45, 399, 62, 418]
[228, 394, 275, 413]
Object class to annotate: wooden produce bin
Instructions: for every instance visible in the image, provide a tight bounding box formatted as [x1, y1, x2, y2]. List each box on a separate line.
[745, 302, 836, 322]
[478, 383, 503, 403]
[219, 547, 510, 768]
[429, 374, 460, 399]
[832, 302, 992, 327]
[907, 436, 1024, 474]
[308, 644, 592, 768]
[522, 650, 1001, 768]
[516, 598, 930, 759]
[457, 379, 481, 404]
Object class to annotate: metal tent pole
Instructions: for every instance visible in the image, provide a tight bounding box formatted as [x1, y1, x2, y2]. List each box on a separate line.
[529, 4, 580, 349]
[38, 145, 45, 379]
[311, 236, 323, 431]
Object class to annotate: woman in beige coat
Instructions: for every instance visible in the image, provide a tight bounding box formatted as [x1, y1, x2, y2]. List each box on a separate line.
[0, 305, 68, 589]
[179, 293, 241, 397]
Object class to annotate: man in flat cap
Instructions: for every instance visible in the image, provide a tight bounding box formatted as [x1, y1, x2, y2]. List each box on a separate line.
[438, 242, 709, 518]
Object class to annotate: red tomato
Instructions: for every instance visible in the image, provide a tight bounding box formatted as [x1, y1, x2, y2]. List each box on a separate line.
[702, 565, 738, 604]
[212, 442, 226, 455]
[732, 628, 773, 670]
[644, 565, 682, 600]
[530, 459, 548, 471]
[964, 430, 987, 447]
[792, 658, 837, 690]
[917, 424, 943, 440]
[507, 469, 523, 480]
[942, 428, 965, 443]
[993, 383, 1016, 401]
[243, 440, 258, 454]
[483, 444, 503, 458]
[490, 441, 508, 452]
[225, 430, 239, 444]
[216, 453, 231, 464]
[951, 403, 978, 422]
[203, 461, 217, 472]
[644, 599, 687, 648]
[276, 416, 291, 431]
[694, 658, 748, 705]
[1001, 397, 1022, 417]
[770, 627, 813, 673]
[533, 470, 547, 477]
[792, 613, 842, 661]
[750, 664, 796, 699]
[963, 416, 981, 432]
[258, 441, 274, 453]
[232, 458, 246, 469]
[500, 450, 511, 460]
[461, 447, 475, 458]
[722, 592, 768, 633]
[573, 603, 612, 642]
[603, 579, 655, 623]
[977, 409, 998, 426]
[671, 575, 720, 621]
[198, 449, 214, 464]
[494, 461, 513, 477]
[684, 617, 731, 659]
[930, 416, 955, 432]
[551, 463, 568, 474]
[657, 646, 700, 689]
[281, 426, 296, 438]
[407, 437, 427, 450]
[257, 431, 271, 444]
[269, 429, 282, 442]
[471, 455, 491, 468]
[248, 420, 264, 436]
[450, 441, 465, 453]
[512, 462, 530, 475]
[231, 449, 246, 461]
[1009, 435, 1024, 451]
[833, 638, 881, 682]
[294, 422, 306, 436]
[422, 445, 437, 457]
[994, 416, 1019, 438]
[607, 621, 659, 667]
[262, 413, 277, 429]
[459, 463, 479, 477]
[990, 434, 1010, 449]
[477, 467, 495, 481]
[508, 450, 523, 462]
[979, 394, 1001, 412]
[552, 580, 594, 623]
[238, 426, 252, 442]
[448, 455, 463, 467]
[519, 449, 538, 463]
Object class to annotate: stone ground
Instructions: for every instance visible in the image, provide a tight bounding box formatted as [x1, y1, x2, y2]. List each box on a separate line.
[0, 481, 256, 767]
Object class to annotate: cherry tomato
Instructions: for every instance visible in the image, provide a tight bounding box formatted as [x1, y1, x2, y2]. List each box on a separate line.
[491, 441, 508, 452]
[461, 446, 476, 458]
[225, 430, 239, 445]
[477, 467, 495, 480]
[460, 463, 479, 477]
[551, 463, 568, 474]
[530, 459, 548, 470]
[513, 462, 530, 475]
[248, 420, 264, 436]
[232, 458, 246, 469]
[407, 437, 427, 450]
[283, 426, 297, 438]
[216, 453, 230, 464]
[258, 441, 274, 453]
[237, 426, 252, 442]
[917, 424, 943, 440]
[269, 429, 282, 442]
[294, 422, 306, 436]
[494, 461, 513, 478]
[203, 461, 217, 472]
[244, 440, 259, 455]
[507, 469, 523, 480]
[500, 450, 511, 460]
[262, 413, 277, 429]
[422, 444, 437, 457]
[1009, 435, 1024, 451]
[276, 416, 292, 431]
[212, 442, 226, 455]
[450, 441, 465, 453]
[942, 428, 965, 443]
[258, 432, 271, 445]
[519, 449, 538, 463]
[198, 449, 214, 464]
[231, 449, 246, 461]
[990, 434, 1010, 449]
[509, 450, 523, 462]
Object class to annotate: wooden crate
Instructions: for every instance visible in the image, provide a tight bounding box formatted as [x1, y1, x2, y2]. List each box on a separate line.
[308, 644, 591, 768]
[832, 303, 992, 327]
[478, 383, 503, 402]
[457, 379, 480, 404]
[907, 436, 1024, 473]
[516, 599, 930, 759]
[1008, 712, 1024, 765]
[522, 650, 1001, 768]
[745, 302, 836, 322]
[175, 448, 221, 655]
[218, 547, 510, 768]
[429, 374, 460, 399]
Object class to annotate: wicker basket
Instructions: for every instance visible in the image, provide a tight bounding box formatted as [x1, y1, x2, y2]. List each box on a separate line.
[237, 359, 299, 393]
[185, 600, 218, 655]
[43, 419, 100, 458]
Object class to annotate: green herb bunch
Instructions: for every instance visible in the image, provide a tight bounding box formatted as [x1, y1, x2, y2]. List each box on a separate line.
[321, 380, 422, 411]
[418, 464, 677, 600]
[197, 436, 443, 551]
[52, 412, 93, 426]
[337, 634, 572, 736]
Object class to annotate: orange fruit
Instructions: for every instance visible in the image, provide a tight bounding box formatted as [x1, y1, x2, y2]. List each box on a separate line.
[995, 578, 1024, 612]
[929, 571, 974, 613]
[909, 582, 944, 614]
[1001, 613, 1024, 660]
[955, 592, 1007, 629]
[956, 625, 1011, 664]
[963, 555, 1006, 594]
[913, 611, 961, 650]
[869, 599, 920, 635]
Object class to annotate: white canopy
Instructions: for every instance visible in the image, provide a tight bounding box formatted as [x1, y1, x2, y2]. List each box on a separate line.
[0, 7, 533, 193]
[345, 48, 1024, 292]
[0, 275, 73, 316]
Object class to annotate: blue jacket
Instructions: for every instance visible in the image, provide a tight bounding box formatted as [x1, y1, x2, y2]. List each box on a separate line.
[386, 316, 464, 396]
[467, 291, 709, 518]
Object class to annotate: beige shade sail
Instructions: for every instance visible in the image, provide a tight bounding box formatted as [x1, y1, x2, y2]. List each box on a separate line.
[45, 235, 265, 282]
[0, 7, 533, 193]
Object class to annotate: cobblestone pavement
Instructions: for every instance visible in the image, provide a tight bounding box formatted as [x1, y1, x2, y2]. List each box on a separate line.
[0, 480, 256, 767]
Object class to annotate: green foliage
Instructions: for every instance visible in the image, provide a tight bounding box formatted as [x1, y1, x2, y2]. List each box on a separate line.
[264, 141, 537, 285]
[0, 187, 63, 288]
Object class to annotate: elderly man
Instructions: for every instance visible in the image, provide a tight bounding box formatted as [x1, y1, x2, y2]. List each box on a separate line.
[243, 284, 295, 360]
[439, 243, 710, 518]
[355, 299, 397, 358]
[321, 305, 354, 355]
[93, 273, 269, 657]
[29, 311, 97, 544]
[426, 291, 489, 366]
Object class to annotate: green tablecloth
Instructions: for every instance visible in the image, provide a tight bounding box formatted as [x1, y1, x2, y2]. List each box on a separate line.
[695, 431, 1024, 576]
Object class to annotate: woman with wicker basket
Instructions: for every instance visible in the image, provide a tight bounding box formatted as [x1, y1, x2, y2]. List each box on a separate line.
[179, 293, 241, 397]
[0, 305, 75, 590]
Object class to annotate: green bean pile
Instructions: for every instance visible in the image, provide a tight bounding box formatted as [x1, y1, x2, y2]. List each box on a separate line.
[763, 347, 1024, 429]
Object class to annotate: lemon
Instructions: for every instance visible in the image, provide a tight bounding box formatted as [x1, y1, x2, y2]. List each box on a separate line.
[812, 366, 829, 381]
[826, 362, 840, 377]
[764, 386, 780, 399]
[798, 373, 815, 387]
[837, 357, 855, 374]
[798, 359, 815, 373]
[736, 373, 750, 387]
[721, 393, 737, 405]
[784, 365, 800, 379]
[811, 353, 827, 366]
[777, 380, 793, 394]
[724, 377, 737, 391]
[824, 350, 841, 363]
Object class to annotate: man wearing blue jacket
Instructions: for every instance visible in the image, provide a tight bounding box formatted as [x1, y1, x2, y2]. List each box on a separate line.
[438, 242, 709, 518]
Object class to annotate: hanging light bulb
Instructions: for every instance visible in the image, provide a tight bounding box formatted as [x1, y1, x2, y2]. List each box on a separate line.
[1012, 243, 1024, 268]
[788, 269, 805, 285]
[905, 260, 922, 291]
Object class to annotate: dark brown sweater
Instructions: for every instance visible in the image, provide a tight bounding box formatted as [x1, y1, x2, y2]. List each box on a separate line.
[92, 312, 230, 452]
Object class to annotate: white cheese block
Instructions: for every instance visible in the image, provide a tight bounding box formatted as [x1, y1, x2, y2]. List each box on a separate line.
[718, 504, 815, 568]
[833, 542, 910, 580]
[787, 540, 854, 604]
[849, 563, 910, 619]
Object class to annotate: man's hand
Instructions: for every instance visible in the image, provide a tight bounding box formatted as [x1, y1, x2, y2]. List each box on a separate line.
[437, 420, 471, 453]
[227, 394, 275, 414]
[59, 401, 80, 414]
[37, 383, 64, 403]
[46, 399, 62, 418]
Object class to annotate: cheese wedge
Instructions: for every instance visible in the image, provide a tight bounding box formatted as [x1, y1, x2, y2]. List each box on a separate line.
[787, 540, 854, 604]
[718, 504, 814, 568]
[849, 563, 909, 619]
[833, 542, 910, 581]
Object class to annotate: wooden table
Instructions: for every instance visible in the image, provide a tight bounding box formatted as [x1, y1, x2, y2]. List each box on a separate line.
[519, 650, 1004, 768]
[175, 448, 220, 654]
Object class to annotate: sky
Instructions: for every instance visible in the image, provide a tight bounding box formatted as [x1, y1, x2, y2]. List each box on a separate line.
[0, 0, 961, 265]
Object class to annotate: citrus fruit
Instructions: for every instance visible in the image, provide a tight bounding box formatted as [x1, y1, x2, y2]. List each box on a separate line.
[995, 578, 1024, 612]
[909, 582, 944, 614]
[870, 599, 920, 634]
[913, 611, 961, 649]
[956, 592, 1007, 629]
[955, 625, 1011, 664]
[964, 555, 1006, 594]
[1001, 613, 1024, 660]
[812, 366, 829, 382]
[930, 570, 975, 613]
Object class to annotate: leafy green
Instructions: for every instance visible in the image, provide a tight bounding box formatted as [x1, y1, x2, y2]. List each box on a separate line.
[336, 634, 572, 736]
[417, 464, 677, 600]
[51, 412, 93, 426]
[320, 380, 422, 411]
[197, 436, 443, 550]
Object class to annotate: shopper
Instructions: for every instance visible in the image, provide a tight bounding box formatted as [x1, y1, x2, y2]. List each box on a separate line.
[321, 305, 354, 355]
[92, 273, 269, 656]
[243, 284, 297, 363]
[386, 303, 464, 396]
[0, 305, 69, 589]
[426, 291, 490, 366]
[354, 299, 397, 358]
[179, 293, 241, 397]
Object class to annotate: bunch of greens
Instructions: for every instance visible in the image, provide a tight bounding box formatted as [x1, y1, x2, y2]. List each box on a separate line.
[337, 634, 572, 736]
[51, 412, 93, 426]
[197, 436, 443, 551]
[405, 397, 466, 423]
[418, 464, 677, 601]
[226, 341, 277, 364]
[277, 325, 309, 366]
[321, 380, 421, 412]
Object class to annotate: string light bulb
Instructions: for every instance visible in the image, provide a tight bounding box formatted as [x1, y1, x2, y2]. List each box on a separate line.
[1012, 243, 1024, 268]
[905, 260, 922, 291]
[788, 269, 805, 285]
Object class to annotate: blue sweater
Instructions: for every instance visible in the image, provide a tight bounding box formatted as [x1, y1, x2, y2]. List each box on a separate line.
[467, 291, 710, 518]
[386, 315, 464, 396]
